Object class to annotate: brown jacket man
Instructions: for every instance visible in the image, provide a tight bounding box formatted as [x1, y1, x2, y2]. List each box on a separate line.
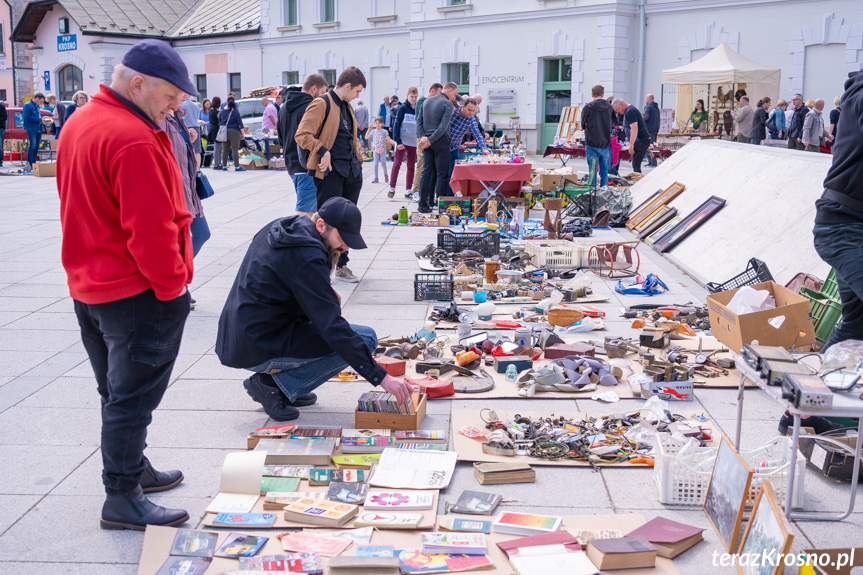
[293, 66, 367, 282]
[295, 91, 363, 180]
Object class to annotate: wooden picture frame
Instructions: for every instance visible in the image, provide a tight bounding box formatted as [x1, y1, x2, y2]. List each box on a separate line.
[646, 216, 680, 244]
[625, 182, 685, 230]
[638, 206, 678, 239]
[704, 437, 753, 553]
[654, 195, 726, 253]
[736, 482, 794, 575]
[633, 204, 672, 233]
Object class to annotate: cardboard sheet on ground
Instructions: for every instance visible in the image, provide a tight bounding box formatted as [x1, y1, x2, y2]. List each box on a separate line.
[138, 514, 680, 575]
[201, 483, 438, 529]
[450, 409, 719, 467]
[634, 334, 753, 389]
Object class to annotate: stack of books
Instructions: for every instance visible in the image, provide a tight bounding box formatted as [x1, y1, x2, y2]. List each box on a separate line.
[283, 497, 358, 527]
[585, 536, 658, 570]
[341, 436, 394, 453]
[473, 462, 535, 485]
[421, 533, 488, 555]
[357, 391, 416, 415]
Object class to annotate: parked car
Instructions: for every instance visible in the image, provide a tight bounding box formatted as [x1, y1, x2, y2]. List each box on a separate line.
[3, 107, 56, 140]
[234, 84, 301, 137]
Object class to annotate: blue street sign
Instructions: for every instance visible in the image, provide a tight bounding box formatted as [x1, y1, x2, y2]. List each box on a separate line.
[57, 34, 77, 52]
[44, 71, 50, 91]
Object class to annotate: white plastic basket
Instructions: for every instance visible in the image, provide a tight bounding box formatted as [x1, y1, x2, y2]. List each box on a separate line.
[653, 435, 806, 508]
[575, 239, 610, 268]
[524, 240, 580, 268]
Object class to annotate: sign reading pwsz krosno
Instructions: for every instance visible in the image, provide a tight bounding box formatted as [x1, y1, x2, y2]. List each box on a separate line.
[57, 34, 77, 52]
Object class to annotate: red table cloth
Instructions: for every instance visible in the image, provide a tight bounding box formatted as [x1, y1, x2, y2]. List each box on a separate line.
[448, 163, 532, 197]
[543, 145, 672, 161]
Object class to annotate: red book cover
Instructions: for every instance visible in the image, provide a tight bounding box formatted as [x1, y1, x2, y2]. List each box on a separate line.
[625, 517, 704, 544]
[495, 530, 582, 555]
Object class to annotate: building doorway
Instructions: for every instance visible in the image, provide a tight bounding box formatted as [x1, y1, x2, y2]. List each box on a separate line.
[540, 57, 572, 149]
[57, 64, 83, 101]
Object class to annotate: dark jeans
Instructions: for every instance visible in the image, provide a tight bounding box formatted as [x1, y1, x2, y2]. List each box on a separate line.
[190, 214, 211, 257]
[248, 324, 377, 402]
[750, 139, 763, 146]
[788, 137, 804, 150]
[74, 289, 191, 495]
[27, 129, 41, 166]
[446, 148, 459, 196]
[314, 167, 363, 268]
[419, 136, 451, 210]
[631, 139, 650, 173]
[814, 223, 863, 349]
[0, 129, 4, 164]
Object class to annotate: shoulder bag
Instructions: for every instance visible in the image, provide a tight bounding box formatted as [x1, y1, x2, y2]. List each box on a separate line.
[216, 109, 232, 143]
[195, 171, 215, 200]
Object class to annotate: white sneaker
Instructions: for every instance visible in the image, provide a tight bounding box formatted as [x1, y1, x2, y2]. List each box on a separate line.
[387, 188, 396, 198]
[335, 266, 360, 283]
[412, 192, 420, 203]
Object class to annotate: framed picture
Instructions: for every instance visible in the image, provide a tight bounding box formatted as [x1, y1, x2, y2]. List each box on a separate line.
[625, 182, 685, 230]
[634, 204, 673, 234]
[646, 216, 680, 244]
[638, 206, 678, 239]
[736, 482, 794, 575]
[704, 437, 753, 552]
[654, 195, 726, 253]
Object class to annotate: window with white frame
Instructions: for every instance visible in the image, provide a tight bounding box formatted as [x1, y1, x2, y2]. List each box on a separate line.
[0, 23, 4, 55]
[283, 71, 299, 85]
[284, 0, 298, 26]
[321, 0, 336, 22]
[372, 0, 396, 16]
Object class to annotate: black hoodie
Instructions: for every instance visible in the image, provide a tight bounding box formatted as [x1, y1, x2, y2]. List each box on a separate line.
[278, 89, 314, 174]
[581, 97, 614, 149]
[216, 215, 387, 385]
[816, 70, 863, 225]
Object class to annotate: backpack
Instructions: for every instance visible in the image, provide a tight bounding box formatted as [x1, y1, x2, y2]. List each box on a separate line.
[766, 110, 777, 133]
[298, 94, 331, 168]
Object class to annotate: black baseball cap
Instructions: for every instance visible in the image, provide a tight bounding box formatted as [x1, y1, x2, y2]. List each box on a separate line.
[122, 39, 199, 97]
[319, 197, 367, 250]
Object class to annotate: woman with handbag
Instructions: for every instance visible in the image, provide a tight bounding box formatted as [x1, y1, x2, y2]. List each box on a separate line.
[209, 96, 223, 169]
[218, 97, 245, 171]
[160, 107, 211, 261]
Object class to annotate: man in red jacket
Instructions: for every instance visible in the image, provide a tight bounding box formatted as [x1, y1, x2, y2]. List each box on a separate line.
[57, 39, 198, 531]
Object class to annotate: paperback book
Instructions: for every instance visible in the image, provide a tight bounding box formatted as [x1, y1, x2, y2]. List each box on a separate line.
[283, 497, 358, 527]
[260, 476, 300, 494]
[438, 518, 493, 534]
[331, 454, 381, 469]
[395, 430, 447, 444]
[396, 549, 494, 573]
[277, 531, 352, 557]
[263, 491, 321, 510]
[309, 468, 366, 485]
[263, 465, 312, 478]
[253, 437, 336, 465]
[342, 428, 392, 438]
[292, 426, 343, 439]
[211, 512, 276, 527]
[365, 490, 435, 510]
[421, 533, 488, 555]
[357, 545, 395, 557]
[239, 553, 323, 574]
[252, 424, 297, 437]
[206, 451, 268, 514]
[492, 512, 563, 537]
[155, 557, 211, 575]
[170, 529, 219, 558]
[326, 481, 369, 504]
[448, 491, 502, 515]
[354, 511, 424, 528]
[369, 449, 457, 489]
[341, 436, 395, 453]
[214, 533, 268, 558]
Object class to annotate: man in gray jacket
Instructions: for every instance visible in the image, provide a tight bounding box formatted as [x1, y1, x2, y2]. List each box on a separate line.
[415, 81, 457, 213]
[802, 99, 832, 152]
[354, 100, 369, 147]
[733, 97, 754, 143]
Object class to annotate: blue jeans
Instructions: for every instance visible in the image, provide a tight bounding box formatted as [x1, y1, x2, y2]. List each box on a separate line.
[291, 173, 318, 213]
[247, 324, 378, 402]
[814, 223, 863, 349]
[27, 129, 41, 166]
[74, 289, 191, 494]
[585, 145, 611, 187]
[190, 214, 210, 257]
[446, 148, 459, 196]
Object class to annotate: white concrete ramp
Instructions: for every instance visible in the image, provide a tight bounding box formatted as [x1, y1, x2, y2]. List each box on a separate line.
[629, 139, 833, 286]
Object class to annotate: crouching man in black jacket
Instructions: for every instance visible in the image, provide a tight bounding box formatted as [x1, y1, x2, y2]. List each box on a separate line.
[216, 197, 413, 420]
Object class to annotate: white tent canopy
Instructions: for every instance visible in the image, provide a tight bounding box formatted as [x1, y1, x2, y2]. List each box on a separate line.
[661, 43, 781, 85]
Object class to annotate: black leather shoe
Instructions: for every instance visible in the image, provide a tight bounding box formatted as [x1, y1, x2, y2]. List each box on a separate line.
[140, 456, 184, 493]
[418, 206, 432, 214]
[778, 411, 845, 436]
[100, 486, 189, 531]
[284, 392, 317, 407]
[243, 373, 300, 421]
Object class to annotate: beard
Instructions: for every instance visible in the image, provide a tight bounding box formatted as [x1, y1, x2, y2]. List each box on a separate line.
[321, 229, 345, 272]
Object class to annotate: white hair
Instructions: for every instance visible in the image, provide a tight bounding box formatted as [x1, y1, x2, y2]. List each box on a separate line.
[611, 98, 625, 108]
[111, 63, 166, 87]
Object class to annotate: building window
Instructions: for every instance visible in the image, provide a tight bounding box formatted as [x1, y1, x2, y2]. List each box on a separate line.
[444, 63, 470, 95]
[543, 58, 572, 83]
[320, 69, 336, 86]
[450, 0, 467, 4]
[284, 0, 298, 26]
[0, 90, 6, 102]
[195, 75, 207, 100]
[57, 65, 83, 101]
[59, 18, 69, 34]
[321, 0, 336, 22]
[0, 23, 4, 55]
[283, 71, 299, 85]
[229, 73, 242, 95]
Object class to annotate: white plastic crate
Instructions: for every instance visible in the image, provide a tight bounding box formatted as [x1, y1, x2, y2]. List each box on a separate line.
[575, 239, 610, 268]
[524, 240, 580, 268]
[653, 435, 806, 508]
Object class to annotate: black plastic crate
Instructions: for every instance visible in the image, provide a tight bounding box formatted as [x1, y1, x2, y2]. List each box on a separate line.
[436, 229, 501, 258]
[706, 258, 774, 294]
[414, 274, 454, 301]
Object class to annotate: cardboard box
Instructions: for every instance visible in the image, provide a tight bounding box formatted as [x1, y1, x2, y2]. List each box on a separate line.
[706, 281, 816, 352]
[33, 162, 56, 177]
[355, 393, 427, 431]
[538, 173, 580, 192]
[48, 138, 58, 150]
[642, 379, 694, 401]
[239, 157, 268, 170]
[268, 158, 286, 170]
[3, 139, 22, 152]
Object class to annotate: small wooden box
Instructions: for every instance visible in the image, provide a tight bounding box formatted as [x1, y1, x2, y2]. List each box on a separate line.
[375, 355, 406, 376]
[355, 393, 427, 431]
